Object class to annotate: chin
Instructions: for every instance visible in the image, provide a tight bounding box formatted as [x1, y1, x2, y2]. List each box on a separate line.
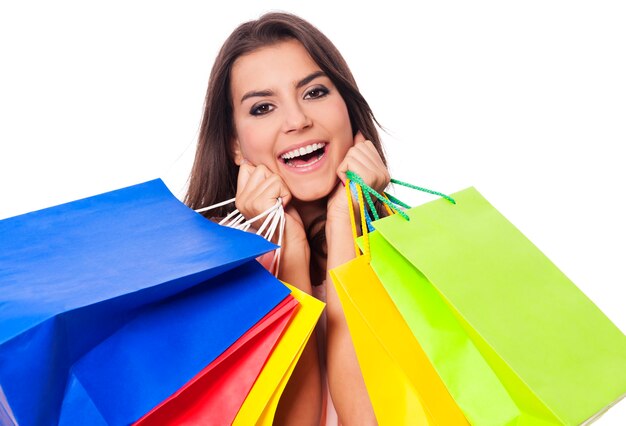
[288, 177, 338, 203]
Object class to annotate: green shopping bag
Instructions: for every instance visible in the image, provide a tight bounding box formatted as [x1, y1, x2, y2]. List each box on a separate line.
[352, 173, 626, 425]
[366, 229, 522, 425]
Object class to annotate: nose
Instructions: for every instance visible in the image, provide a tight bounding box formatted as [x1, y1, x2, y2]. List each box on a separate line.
[281, 102, 312, 133]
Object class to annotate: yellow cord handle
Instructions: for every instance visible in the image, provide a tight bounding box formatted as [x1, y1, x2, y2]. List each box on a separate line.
[345, 179, 370, 261]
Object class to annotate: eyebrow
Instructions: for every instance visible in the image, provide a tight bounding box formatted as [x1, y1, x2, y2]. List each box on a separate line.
[240, 70, 326, 104]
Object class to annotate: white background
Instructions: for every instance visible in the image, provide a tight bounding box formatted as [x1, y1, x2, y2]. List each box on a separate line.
[1, 1, 624, 422]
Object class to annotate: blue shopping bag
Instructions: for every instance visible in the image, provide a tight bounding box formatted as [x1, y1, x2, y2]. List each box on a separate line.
[59, 260, 289, 426]
[0, 179, 286, 426]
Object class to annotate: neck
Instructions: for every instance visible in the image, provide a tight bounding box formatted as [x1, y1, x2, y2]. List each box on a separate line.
[291, 197, 328, 285]
[291, 197, 327, 233]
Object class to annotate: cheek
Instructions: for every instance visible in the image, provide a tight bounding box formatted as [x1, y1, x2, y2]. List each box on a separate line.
[235, 121, 274, 163]
[326, 100, 353, 153]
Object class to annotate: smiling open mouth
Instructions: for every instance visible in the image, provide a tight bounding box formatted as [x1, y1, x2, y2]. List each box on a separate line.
[280, 143, 327, 168]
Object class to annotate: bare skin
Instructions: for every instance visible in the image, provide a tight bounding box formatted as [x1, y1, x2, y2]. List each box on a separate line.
[230, 39, 389, 425]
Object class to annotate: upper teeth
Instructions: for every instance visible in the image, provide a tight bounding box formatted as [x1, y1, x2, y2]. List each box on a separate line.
[281, 143, 325, 160]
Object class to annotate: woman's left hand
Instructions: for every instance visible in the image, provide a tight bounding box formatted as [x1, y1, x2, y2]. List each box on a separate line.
[326, 131, 390, 224]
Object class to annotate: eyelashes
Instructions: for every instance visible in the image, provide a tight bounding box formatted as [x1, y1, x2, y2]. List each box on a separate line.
[249, 85, 330, 116]
[250, 103, 274, 116]
[304, 86, 329, 100]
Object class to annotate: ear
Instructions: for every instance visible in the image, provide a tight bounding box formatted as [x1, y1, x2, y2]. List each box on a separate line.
[231, 138, 244, 166]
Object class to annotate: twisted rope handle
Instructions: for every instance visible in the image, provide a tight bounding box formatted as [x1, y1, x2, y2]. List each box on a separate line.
[345, 171, 456, 222]
[390, 178, 456, 205]
[346, 171, 410, 221]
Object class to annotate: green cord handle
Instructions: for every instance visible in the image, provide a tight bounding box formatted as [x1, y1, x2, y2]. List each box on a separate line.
[345, 171, 456, 222]
[383, 192, 411, 209]
[346, 171, 410, 221]
[390, 178, 456, 205]
[363, 188, 380, 221]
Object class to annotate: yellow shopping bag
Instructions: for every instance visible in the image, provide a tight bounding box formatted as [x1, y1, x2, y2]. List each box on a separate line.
[329, 182, 468, 425]
[233, 283, 324, 425]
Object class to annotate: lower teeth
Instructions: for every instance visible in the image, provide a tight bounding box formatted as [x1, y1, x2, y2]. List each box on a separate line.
[287, 152, 324, 168]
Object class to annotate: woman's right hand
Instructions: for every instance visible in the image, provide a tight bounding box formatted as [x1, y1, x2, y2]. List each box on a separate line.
[236, 162, 309, 253]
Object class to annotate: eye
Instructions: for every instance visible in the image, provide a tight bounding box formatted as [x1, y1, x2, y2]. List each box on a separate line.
[250, 103, 274, 116]
[304, 86, 329, 100]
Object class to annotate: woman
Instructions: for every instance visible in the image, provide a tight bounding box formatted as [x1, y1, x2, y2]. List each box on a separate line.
[186, 12, 389, 425]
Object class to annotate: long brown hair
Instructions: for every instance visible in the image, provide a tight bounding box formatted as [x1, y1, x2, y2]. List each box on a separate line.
[185, 12, 387, 217]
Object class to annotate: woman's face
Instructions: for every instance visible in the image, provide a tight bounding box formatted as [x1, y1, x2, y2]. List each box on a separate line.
[230, 39, 353, 202]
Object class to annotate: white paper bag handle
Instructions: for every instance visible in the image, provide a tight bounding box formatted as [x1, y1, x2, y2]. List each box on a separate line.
[195, 198, 285, 277]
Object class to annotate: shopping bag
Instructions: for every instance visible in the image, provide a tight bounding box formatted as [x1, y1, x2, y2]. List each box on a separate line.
[133, 294, 299, 425]
[329, 182, 468, 425]
[59, 260, 290, 426]
[192, 196, 326, 425]
[233, 283, 325, 425]
[366, 230, 519, 425]
[362, 178, 626, 425]
[0, 179, 287, 426]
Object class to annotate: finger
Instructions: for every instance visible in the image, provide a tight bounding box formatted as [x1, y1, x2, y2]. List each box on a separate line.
[340, 147, 390, 192]
[336, 155, 371, 185]
[247, 164, 273, 187]
[253, 174, 292, 206]
[353, 130, 366, 146]
[352, 140, 389, 180]
[236, 163, 256, 197]
[237, 165, 271, 210]
[354, 139, 385, 163]
[238, 165, 272, 195]
[342, 142, 382, 178]
[346, 144, 381, 172]
[237, 168, 291, 218]
[244, 180, 291, 225]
